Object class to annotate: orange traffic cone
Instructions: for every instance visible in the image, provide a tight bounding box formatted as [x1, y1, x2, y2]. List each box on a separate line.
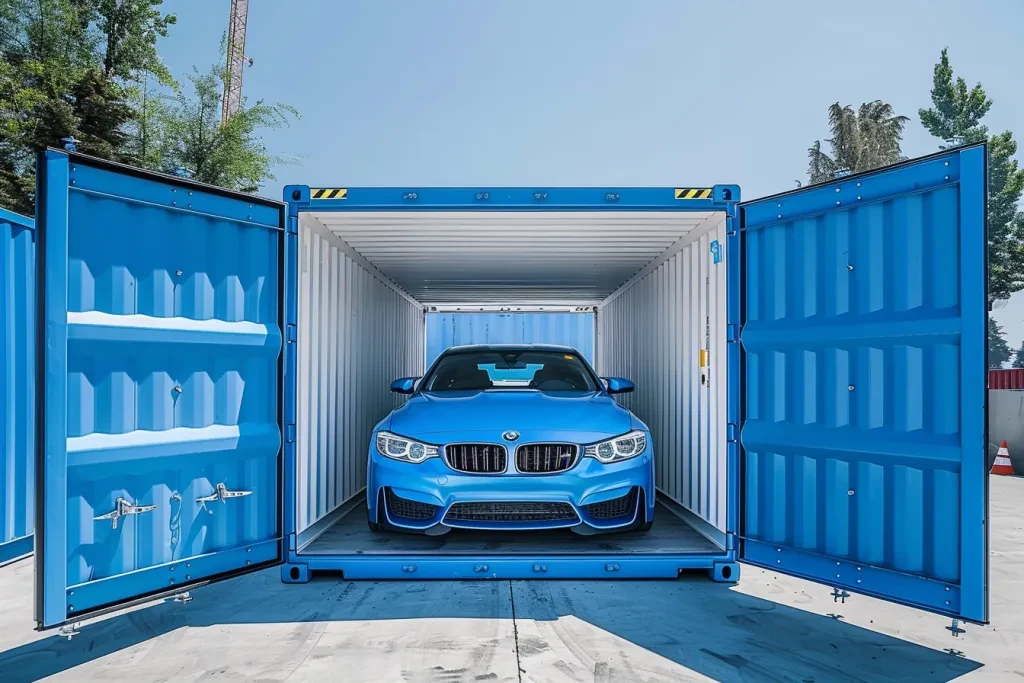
[991, 441, 1017, 476]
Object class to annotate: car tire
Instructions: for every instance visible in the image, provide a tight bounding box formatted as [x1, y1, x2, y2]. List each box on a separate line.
[367, 513, 382, 533]
[635, 520, 653, 533]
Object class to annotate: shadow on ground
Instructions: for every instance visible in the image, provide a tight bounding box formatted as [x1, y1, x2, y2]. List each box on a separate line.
[0, 567, 980, 682]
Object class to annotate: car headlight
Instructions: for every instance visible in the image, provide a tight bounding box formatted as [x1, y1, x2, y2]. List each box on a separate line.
[375, 431, 439, 463]
[584, 430, 647, 463]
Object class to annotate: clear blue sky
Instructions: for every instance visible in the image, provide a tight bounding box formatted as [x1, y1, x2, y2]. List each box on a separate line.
[158, 0, 1024, 345]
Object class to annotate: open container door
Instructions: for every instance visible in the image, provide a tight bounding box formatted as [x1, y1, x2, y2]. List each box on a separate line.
[738, 145, 988, 622]
[34, 149, 285, 629]
[1, 207, 35, 564]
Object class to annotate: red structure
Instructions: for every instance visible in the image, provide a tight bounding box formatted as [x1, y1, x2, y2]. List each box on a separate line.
[989, 369, 1024, 390]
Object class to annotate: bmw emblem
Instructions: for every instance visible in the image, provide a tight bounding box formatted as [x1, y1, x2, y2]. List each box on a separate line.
[502, 430, 520, 442]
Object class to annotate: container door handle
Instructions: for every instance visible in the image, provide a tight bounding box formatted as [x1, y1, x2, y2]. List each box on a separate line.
[94, 497, 157, 529]
[197, 483, 253, 514]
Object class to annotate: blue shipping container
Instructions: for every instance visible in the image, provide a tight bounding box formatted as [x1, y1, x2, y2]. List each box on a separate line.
[425, 311, 596, 367]
[1, 207, 35, 564]
[22, 145, 989, 631]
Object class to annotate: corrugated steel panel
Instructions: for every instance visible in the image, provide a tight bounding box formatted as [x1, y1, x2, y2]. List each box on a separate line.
[35, 152, 284, 627]
[425, 312, 595, 366]
[296, 216, 423, 534]
[311, 211, 721, 304]
[1, 207, 35, 563]
[740, 145, 987, 621]
[989, 368, 1024, 390]
[599, 219, 728, 532]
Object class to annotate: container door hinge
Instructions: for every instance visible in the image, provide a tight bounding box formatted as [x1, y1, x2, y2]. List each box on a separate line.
[727, 423, 739, 442]
[286, 324, 297, 343]
[287, 217, 298, 234]
[727, 324, 740, 342]
[725, 532, 738, 551]
[286, 424, 296, 443]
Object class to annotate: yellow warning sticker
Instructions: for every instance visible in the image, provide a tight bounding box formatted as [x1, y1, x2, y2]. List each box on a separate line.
[675, 188, 712, 200]
[564, 355, 575, 360]
[699, 349, 708, 367]
[311, 188, 347, 200]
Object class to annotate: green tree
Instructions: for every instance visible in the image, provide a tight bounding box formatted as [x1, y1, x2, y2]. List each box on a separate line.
[0, 0, 175, 213]
[122, 73, 168, 170]
[160, 61, 297, 193]
[990, 317, 1013, 367]
[920, 48, 1024, 308]
[1013, 342, 1024, 369]
[94, 0, 176, 85]
[807, 101, 910, 184]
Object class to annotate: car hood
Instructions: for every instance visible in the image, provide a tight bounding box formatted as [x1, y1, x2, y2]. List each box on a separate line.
[387, 390, 634, 441]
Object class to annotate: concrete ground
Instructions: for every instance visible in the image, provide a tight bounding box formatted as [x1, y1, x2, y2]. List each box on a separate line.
[0, 476, 1020, 682]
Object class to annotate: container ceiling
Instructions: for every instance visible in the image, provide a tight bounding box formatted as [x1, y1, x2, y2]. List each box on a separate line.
[306, 211, 724, 305]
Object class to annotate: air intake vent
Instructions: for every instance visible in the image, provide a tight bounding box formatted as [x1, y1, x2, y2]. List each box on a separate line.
[445, 444, 507, 473]
[385, 488, 438, 520]
[444, 502, 578, 523]
[586, 488, 638, 520]
[515, 444, 578, 473]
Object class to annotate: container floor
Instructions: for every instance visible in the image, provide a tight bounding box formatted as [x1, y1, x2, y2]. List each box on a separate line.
[302, 501, 720, 556]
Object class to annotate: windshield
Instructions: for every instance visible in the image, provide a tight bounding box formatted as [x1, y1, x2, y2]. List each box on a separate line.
[422, 350, 600, 392]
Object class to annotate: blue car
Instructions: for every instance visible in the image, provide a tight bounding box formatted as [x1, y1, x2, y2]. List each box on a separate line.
[366, 344, 655, 535]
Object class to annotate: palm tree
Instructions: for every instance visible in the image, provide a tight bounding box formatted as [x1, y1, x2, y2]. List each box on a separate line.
[807, 101, 910, 184]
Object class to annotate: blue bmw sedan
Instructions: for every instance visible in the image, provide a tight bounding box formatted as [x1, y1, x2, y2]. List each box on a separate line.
[366, 344, 654, 535]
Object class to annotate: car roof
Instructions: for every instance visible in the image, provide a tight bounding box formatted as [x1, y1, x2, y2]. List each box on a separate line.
[441, 343, 581, 354]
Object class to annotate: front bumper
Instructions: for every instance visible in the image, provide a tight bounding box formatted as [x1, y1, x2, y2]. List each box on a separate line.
[367, 443, 655, 533]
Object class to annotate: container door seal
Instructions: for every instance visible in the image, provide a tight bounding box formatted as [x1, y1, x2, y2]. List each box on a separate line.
[738, 145, 988, 622]
[34, 150, 286, 629]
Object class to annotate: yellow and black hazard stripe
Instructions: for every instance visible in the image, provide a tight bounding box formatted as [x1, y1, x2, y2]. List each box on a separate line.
[674, 188, 713, 200]
[310, 188, 347, 200]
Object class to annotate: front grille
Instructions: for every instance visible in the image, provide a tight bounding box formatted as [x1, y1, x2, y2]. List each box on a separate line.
[445, 444, 507, 474]
[444, 501, 578, 523]
[385, 488, 438, 520]
[516, 444, 578, 473]
[586, 488, 638, 520]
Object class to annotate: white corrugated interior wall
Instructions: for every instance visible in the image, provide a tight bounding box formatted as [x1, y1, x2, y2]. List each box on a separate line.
[598, 217, 728, 532]
[296, 215, 424, 534]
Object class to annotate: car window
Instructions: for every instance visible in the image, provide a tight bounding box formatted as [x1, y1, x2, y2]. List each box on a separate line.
[423, 351, 600, 392]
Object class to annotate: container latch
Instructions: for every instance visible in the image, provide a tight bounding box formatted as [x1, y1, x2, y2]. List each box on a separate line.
[94, 497, 158, 529]
[197, 483, 253, 514]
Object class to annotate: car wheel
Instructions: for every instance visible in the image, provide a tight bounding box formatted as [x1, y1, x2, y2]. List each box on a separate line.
[635, 520, 653, 533]
[367, 512, 382, 533]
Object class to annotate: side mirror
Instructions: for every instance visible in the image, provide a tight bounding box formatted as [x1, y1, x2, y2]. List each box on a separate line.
[390, 377, 419, 394]
[603, 377, 634, 394]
